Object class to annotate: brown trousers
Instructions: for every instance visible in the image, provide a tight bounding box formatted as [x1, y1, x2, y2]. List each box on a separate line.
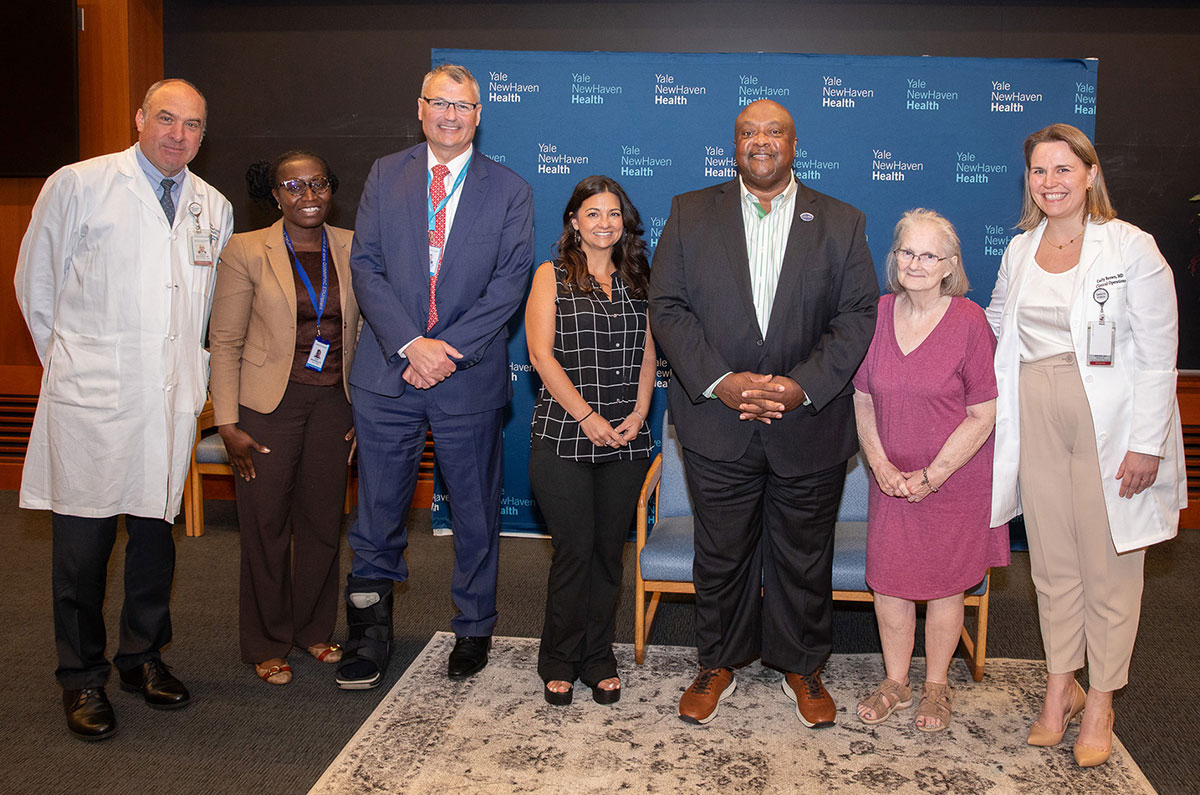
[234, 382, 352, 663]
[1018, 353, 1144, 691]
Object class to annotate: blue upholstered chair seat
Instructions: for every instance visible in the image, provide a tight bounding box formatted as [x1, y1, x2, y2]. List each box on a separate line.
[194, 432, 229, 465]
[639, 516, 987, 596]
[637, 516, 694, 582]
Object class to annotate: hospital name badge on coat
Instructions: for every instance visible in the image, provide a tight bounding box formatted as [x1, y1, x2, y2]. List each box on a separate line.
[187, 202, 214, 266]
[1087, 286, 1113, 366]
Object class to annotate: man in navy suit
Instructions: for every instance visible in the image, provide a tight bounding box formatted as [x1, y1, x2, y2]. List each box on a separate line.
[337, 64, 534, 689]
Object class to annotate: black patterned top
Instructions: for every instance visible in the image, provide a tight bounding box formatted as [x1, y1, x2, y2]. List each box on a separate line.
[530, 262, 654, 462]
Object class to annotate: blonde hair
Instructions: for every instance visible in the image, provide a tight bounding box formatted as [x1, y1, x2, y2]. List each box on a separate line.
[885, 208, 969, 297]
[1018, 123, 1116, 230]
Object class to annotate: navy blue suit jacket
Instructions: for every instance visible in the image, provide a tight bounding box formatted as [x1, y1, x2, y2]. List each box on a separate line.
[348, 144, 534, 414]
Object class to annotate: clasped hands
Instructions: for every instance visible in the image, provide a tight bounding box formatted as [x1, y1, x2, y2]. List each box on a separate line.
[581, 411, 644, 449]
[870, 460, 938, 503]
[402, 337, 463, 389]
[714, 371, 806, 424]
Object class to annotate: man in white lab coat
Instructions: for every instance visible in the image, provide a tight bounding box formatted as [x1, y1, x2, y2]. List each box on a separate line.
[14, 79, 233, 742]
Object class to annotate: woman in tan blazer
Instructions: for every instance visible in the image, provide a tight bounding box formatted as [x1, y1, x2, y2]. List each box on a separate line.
[209, 151, 359, 685]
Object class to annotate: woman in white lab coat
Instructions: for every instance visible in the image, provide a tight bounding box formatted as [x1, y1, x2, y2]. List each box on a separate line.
[987, 123, 1185, 768]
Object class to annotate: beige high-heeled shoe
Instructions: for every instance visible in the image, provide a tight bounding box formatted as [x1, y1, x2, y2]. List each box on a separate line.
[1027, 679, 1086, 746]
[1073, 708, 1115, 767]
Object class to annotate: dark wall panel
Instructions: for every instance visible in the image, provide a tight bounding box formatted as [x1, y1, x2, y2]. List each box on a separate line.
[164, 0, 1200, 365]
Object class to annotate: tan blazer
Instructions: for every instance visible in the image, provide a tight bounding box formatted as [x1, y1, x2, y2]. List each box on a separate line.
[209, 220, 359, 426]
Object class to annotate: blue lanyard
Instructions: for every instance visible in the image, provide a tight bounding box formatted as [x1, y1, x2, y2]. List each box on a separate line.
[282, 226, 329, 335]
[427, 156, 472, 234]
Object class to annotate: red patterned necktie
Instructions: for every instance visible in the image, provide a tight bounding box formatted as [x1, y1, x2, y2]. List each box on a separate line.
[427, 163, 451, 331]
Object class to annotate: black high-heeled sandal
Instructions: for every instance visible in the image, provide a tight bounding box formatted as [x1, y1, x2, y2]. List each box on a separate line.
[590, 680, 621, 705]
[543, 681, 573, 706]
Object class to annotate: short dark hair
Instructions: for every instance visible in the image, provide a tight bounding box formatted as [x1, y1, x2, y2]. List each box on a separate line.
[245, 150, 339, 206]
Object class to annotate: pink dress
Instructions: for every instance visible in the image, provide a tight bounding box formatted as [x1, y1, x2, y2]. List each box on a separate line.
[852, 293, 1009, 600]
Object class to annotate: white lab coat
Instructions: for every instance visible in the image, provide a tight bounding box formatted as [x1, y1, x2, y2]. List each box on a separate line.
[14, 145, 234, 521]
[987, 217, 1186, 552]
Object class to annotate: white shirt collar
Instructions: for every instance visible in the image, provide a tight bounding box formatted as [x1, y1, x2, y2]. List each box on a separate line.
[426, 144, 473, 180]
[738, 173, 797, 213]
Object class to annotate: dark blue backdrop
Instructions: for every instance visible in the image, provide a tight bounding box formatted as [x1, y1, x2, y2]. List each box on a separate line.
[428, 49, 1098, 536]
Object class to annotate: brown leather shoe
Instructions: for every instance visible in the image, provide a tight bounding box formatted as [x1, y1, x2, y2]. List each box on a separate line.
[782, 669, 836, 728]
[679, 667, 736, 725]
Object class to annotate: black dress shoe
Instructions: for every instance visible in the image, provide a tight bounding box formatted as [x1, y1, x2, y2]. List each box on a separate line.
[63, 686, 117, 741]
[119, 659, 191, 710]
[447, 636, 491, 679]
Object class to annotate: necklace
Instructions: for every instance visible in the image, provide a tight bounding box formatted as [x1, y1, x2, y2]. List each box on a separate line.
[1045, 226, 1084, 250]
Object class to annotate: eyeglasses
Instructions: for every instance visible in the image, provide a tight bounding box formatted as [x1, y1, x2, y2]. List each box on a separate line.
[894, 248, 948, 267]
[277, 177, 332, 196]
[420, 96, 480, 114]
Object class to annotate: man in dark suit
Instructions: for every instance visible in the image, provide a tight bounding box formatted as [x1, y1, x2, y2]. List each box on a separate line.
[649, 100, 877, 726]
[337, 64, 534, 689]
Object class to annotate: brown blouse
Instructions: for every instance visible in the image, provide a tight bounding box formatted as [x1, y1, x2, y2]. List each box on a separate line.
[288, 249, 343, 386]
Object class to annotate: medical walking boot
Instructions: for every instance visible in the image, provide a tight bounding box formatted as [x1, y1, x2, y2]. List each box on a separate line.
[335, 576, 394, 690]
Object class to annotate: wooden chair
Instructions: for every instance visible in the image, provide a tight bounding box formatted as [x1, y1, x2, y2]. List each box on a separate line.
[181, 400, 352, 538]
[182, 401, 220, 538]
[634, 415, 991, 681]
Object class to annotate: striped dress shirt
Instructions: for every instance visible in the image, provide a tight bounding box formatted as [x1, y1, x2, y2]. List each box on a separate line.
[739, 174, 798, 336]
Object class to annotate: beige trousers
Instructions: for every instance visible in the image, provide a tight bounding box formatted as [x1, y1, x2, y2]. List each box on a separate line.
[1017, 352, 1144, 692]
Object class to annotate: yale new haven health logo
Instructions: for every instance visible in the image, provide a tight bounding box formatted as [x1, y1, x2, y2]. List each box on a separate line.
[653, 73, 707, 105]
[487, 71, 540, 103]
[989, 80, 1042, 113]
[571, 72, 622, 105]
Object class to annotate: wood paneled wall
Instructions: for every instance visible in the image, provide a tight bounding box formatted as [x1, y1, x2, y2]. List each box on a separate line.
[0, 0, 162, 488]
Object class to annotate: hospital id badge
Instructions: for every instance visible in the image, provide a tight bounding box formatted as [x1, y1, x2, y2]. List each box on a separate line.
[305, 337, 331, 372]
[189, 232, 214, 266]
[1086, 321, 1114, 366]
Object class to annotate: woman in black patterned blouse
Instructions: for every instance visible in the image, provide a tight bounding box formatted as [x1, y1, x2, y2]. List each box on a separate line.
[526, 175, 656, 706]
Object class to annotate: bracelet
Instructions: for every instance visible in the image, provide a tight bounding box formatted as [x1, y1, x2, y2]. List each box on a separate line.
[631, 409, 644, 420]
[578, 410, 595, 423]
[921, 466, 939, 493]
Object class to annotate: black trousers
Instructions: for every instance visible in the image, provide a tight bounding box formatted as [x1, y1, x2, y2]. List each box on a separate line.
[530, 438, 651, 685]
[52, 512, 175, 689]
[683, 431, 846, 674]
[235, 382, 352, 663]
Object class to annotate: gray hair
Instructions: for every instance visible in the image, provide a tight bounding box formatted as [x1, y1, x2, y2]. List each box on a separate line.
[420, 64, 480, 103]
[884, 208, 969, 297]
[141, 78, 208, 132]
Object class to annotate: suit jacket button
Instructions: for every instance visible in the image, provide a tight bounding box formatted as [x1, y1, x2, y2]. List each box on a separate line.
[756, 339, 764, 347]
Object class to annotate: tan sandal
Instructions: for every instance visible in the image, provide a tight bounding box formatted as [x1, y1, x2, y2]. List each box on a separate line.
[255, 660, 292, 686]
[307, 643, 342, 663]
[857, 678, 913, 725]
[916, 681, 952, 732]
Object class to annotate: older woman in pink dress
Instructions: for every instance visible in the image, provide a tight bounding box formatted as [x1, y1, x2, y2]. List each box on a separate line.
[852, 209, 1009, 731]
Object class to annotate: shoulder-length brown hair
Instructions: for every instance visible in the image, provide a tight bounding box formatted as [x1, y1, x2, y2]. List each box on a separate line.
[1018, 123, 1117, 231]
[554, 175, 650, 298]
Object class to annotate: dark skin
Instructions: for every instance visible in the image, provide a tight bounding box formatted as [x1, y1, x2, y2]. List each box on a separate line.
[218, 156, 355, 480]
[720, 101, 807, 423]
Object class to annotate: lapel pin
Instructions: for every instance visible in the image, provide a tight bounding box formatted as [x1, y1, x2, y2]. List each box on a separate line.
[800, 212, 814, 222]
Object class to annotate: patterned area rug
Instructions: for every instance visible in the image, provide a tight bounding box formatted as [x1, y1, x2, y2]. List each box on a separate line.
[310, 633, 1154, 794]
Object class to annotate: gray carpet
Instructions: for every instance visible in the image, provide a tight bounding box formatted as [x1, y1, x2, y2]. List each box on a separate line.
[312, 633, 1154, 795]
[0, 489, 1195, 794]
